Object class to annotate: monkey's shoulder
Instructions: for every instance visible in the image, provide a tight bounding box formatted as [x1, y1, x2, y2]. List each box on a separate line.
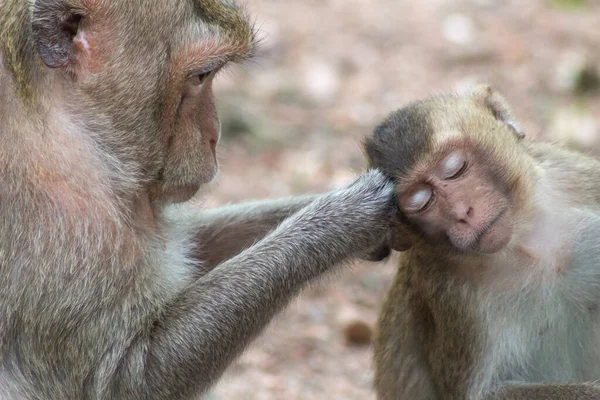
[525, 140, 600, 175]
[525, 141, 600, 210]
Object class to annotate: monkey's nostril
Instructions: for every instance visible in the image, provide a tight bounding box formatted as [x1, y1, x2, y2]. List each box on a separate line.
[453, 202, 471, 221]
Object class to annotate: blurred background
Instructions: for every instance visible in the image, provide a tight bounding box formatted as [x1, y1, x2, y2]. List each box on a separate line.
[204, 0, 600, 398]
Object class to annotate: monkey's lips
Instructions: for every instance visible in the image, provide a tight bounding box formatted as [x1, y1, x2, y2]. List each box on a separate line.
[471, 209, 512, 254]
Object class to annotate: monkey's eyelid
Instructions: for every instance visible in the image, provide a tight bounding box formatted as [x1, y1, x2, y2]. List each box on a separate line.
[403, 187, 434, 213]
[187, 73, 208, 86]
[439, 151, 467, 180]
[445, 162, 468, 180]
[187, 59, 228, 81]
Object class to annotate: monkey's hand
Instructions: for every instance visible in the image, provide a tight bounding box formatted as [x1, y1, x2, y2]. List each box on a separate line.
[342, 171, 402, 263]
[305, 168, 397, 263]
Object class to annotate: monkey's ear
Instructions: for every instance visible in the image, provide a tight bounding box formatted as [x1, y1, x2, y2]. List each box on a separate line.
[470, 85, 525, 140]
[31, 1, 86, 69]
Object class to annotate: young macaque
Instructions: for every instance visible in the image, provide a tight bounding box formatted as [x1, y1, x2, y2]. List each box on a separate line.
[365, 85, 600, 400]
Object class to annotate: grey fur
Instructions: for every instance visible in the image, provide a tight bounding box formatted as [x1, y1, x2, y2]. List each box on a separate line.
[0, 0, 397, 399]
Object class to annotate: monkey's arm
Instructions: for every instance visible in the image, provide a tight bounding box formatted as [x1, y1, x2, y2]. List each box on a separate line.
[135, 171, 395, 399]
[179, 195, 318, 271]
[175, 193, 390, 272]
[485, 383, 600, 400]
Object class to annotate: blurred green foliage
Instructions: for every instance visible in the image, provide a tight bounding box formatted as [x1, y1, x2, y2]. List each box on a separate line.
[552, 0, 586, 9]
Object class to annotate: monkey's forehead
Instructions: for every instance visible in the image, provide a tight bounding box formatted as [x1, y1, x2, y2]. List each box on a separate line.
[194, 0, 256, 47]
[112, 0, 256, 62]
[365, 100, 443, 177]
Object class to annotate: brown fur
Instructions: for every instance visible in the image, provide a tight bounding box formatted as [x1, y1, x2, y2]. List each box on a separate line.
[367, 86, 600, 400]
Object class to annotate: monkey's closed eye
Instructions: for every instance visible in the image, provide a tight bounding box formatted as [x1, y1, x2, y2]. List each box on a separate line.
[446, 161, 467, 180]
[401, 185, 434, 213]
[440, 150, 468, 180]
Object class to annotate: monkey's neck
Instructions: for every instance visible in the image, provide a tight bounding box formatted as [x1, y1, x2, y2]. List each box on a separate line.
[514, 179, 571, 266]
[486, 174, 573, 289]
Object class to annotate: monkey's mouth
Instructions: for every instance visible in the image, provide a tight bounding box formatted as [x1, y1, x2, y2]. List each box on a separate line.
[470, 208, 511, 253]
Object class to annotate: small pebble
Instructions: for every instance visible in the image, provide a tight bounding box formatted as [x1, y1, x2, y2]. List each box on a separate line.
[343, 320, 374, 346]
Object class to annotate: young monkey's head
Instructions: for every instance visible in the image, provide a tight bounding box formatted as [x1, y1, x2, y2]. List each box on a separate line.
[364, 85, 537, 255]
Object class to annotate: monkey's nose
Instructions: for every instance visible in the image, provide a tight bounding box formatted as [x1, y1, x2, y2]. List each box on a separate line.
[453, 202, 475, 224]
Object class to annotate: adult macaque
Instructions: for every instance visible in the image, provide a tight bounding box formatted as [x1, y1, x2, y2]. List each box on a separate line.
[0, 1, 396, 399]
[365, 85, 600, 400]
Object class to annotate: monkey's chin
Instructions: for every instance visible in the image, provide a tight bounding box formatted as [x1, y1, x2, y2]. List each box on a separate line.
[473, 229, 512, 254]
[153, 162, 219, 204]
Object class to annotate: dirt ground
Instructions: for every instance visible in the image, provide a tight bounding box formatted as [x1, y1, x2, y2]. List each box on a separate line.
[202, 0, 600, 398]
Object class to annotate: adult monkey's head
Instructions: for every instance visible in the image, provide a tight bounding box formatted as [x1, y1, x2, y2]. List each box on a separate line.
[0, 0, 256, 204]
